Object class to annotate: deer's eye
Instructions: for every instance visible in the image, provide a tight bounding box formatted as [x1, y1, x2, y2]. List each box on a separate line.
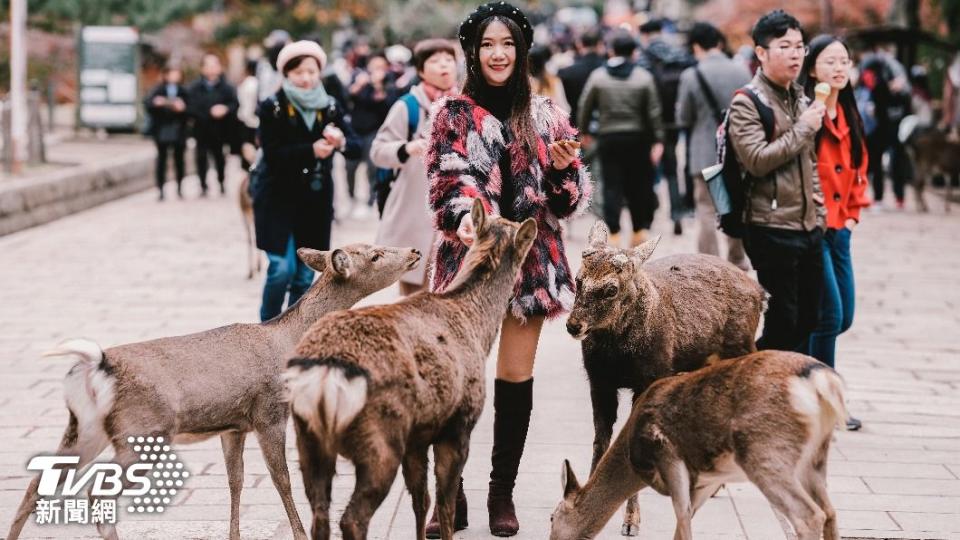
[602, 284, 618, 298]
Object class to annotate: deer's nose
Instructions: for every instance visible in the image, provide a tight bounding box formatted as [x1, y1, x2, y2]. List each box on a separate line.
[566, 320, 585, 337]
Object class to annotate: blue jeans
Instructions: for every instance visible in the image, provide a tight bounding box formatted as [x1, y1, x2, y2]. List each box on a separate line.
[259, 235, 315, 322]
[808, 227, 855, 368]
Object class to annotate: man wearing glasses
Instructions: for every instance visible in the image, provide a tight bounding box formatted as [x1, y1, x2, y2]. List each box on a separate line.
[728, 10, 827, 352]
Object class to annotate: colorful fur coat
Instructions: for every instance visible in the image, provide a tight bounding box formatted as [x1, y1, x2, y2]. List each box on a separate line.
[426, 94, 592, 320]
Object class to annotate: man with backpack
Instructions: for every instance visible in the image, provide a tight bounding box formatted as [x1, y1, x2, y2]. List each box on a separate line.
[727, 10, 826, 352]
[676, 22, 751, 270]
[638, 18, 696, 235]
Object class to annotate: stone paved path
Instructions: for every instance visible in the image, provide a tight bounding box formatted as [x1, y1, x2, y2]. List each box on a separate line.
[1, 159, 958, 539]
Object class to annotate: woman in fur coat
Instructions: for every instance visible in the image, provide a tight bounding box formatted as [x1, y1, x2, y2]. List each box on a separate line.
[424, 2, 591, 536]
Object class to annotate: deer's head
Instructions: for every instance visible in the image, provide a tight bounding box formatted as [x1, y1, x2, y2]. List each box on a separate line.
[550, 459, 587, 540]
[447, 199, 538, 290]
[297, 244, 421, 297]
[566, 222, 660, 340]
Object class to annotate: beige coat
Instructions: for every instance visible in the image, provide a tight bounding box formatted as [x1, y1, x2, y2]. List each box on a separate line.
[372, 84, 436, 285]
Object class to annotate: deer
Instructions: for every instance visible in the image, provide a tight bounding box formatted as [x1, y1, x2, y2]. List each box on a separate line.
[239, 174, 261, 279]
[283, 199, 537, 540]
[6, 244, 422, 540]
[550, 350, 847, 540]
[906, 125, 959, 213]
[565, 221, 767, 536]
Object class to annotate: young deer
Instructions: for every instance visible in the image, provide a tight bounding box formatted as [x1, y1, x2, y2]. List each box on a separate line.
[283, 199, 537, 540]
[6, 244, 421, 540]
[550, 351, 847, 540]
[566, 221, 766, 535]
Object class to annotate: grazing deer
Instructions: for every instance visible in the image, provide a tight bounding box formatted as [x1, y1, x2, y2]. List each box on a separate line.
[6, 244, 422, 540]
[550, 351, 847, 540]
[565, 221, 766, 535]
[284, 199, 537, 540]
[239, 175, 261, 279]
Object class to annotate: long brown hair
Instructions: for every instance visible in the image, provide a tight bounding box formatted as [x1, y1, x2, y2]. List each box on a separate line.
[462, 15, 539, 157]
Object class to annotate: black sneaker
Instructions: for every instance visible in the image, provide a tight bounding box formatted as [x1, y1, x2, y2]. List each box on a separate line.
[673, 221, 683, 236]
[846, 416, 862, 431]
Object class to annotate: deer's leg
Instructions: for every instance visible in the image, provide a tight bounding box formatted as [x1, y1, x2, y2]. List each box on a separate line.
[657, 459, 693, 540]
[618, 389, 647, 537]
[220, 431, 247, 540]
[255, 422, 307, 540]
[401, 444, 430, 540]
[803, 440, 838, 540]
[340, 430, 402, 540]
[7, 413, 110, 540]
[292, 415, 335, 540]
[95, 432, 173, 540]
[589, 382, 618, 472]
[690, 482, 723, 517]
[749, 473, 825, 540]
[433, 431, 470, 540]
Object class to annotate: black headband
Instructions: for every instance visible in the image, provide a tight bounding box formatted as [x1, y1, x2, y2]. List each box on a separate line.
[458, 1, 533, 52]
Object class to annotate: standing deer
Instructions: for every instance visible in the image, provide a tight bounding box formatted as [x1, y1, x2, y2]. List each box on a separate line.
[6, 244, 421, 540]
[550, 351, 847, 540]
[283, 199, 537, 540]
[239, 174, 261, 279]
[565, 221, 766, 535]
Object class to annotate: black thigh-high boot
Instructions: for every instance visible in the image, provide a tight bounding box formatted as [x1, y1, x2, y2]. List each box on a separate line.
[487, 378, 533, 537]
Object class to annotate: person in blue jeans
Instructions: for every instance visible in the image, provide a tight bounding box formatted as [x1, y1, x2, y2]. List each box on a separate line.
[253, 40, 361, 321]
[801, 34, 872, 430]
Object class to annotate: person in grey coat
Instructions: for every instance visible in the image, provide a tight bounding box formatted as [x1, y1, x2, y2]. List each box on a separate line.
[676, 22, 752, 270]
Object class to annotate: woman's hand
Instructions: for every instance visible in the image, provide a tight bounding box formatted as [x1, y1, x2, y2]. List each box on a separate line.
[549, 140, 578, 170]
[457, 212, 475, 246]
[844, 218, 857, 230]
[313, 140, 335, 159]
[650, 142, 664, 165]
[405, 139, 429, 157]
[322, 125, 345, 148]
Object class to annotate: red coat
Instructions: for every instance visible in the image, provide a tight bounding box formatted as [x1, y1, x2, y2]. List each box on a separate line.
[425, 95, 592, 321]
[817, 106, 871, 229]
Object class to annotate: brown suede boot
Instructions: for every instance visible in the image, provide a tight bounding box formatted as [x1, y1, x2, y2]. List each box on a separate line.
[424, 478, 468, 539]
[487, 378, 533, 537]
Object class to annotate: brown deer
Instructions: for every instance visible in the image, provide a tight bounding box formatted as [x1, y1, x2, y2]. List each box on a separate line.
[906, 125, 959, 212]
[565, 221, 766, 535]
[6, 244, 422, 540]
[550, 351, 847, 540]
[283, 199, 537, 540]
[239, 174, 261, 279]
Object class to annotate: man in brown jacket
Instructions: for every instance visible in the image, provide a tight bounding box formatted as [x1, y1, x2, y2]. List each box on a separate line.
[728, 10, 826, 352]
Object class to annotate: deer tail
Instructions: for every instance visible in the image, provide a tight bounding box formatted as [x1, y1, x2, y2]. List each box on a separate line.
[284, 357, 369, 438]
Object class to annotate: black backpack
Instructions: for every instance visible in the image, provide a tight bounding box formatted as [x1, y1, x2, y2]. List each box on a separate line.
[712, 85, 775, 239]
[643, 50, 695, 125]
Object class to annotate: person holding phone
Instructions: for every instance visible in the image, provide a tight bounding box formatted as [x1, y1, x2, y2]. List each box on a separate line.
[424, 2, 591, 536]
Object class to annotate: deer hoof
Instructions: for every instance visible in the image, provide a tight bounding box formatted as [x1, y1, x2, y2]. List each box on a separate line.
[621, 522, 639, 536]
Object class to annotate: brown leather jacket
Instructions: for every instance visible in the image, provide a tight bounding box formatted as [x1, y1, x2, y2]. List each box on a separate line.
[728, 71, 825, 231]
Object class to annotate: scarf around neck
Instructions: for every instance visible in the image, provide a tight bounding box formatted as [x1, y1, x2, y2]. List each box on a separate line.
[420, 80, 456, 103]
[282, 80, 330, 131]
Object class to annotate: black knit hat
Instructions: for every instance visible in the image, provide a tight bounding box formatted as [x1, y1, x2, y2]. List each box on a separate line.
[458, 2, 533, 52]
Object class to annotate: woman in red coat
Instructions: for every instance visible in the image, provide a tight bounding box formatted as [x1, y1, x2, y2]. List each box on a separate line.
[424, 2, 591, 536]
[802, 35, 870, 430]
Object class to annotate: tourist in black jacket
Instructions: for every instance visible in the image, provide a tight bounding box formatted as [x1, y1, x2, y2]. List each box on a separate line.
[187, 53, 238, 196]
[254, 40, 361, 321]
[144, 65, 189, 200]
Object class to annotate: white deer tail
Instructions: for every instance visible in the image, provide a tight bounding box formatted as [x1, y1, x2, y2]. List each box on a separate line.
[811, 367, 849, 431]
[284, 357, 369, 438]
[44, 339, 116, 433]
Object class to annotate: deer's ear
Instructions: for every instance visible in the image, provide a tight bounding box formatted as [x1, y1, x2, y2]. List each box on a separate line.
[587, 220, 609, 248]
[515, 218, 538, 255]
[331, 249, 352, 279]
[631, 235, 661, 266]
[561, 459, 581, 498]
[297, 248, 329, 272]
[471, 198, 487, 236]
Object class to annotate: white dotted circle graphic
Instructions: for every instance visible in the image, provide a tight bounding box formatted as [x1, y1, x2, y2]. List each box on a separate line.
[124, 435, 190, 514]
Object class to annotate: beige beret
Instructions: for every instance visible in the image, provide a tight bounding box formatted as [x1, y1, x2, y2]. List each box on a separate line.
[276, 40, 327, 73]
